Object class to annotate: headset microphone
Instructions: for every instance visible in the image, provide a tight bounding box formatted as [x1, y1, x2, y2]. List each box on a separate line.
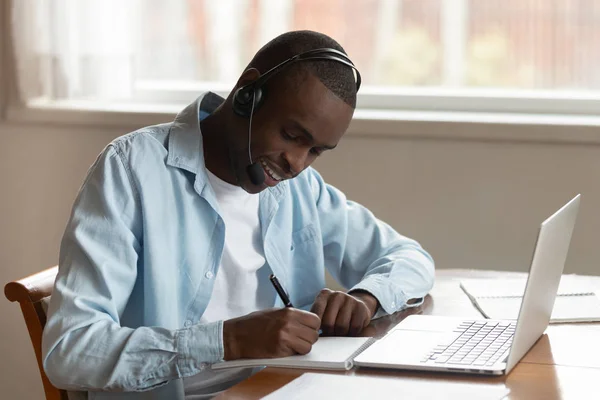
[245, 90, 265, 185]
[247, 162, 265, 186]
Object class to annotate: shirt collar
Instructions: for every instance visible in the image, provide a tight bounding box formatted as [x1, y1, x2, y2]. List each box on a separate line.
[166, 91, 223, 177]
[166, 91, 288, 202]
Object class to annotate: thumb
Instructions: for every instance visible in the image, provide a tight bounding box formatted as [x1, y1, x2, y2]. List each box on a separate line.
[310, 292, 328, 320]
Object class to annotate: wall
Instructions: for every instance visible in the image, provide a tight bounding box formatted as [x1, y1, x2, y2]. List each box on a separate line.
[1, 119, 599, 399]
[0, 122, 122, 399]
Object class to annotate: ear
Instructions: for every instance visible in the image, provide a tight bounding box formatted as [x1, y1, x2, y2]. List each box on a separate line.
[236, 68, 261, 88]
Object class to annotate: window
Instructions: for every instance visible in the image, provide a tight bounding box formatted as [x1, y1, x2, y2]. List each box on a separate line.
[11, 0, 600, 114]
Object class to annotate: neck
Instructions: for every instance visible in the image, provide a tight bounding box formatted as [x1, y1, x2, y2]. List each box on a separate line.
[200, 107, 238, 185]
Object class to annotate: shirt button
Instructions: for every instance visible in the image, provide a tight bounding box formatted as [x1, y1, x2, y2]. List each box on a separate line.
[184, 320, 192, 327]
[391, 302, 396, 308]
[205, 271, 214, 279]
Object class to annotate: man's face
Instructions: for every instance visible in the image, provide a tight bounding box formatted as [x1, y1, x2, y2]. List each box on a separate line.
[230, 73, 355, 194]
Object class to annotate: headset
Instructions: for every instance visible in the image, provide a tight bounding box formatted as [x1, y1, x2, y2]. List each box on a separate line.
[233, 47, 362, 185]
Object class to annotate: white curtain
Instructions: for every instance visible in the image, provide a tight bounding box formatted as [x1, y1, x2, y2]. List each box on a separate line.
[10, 0, 294, 105]
[9, 0, 598, 105]
[12, 0, 139, 102]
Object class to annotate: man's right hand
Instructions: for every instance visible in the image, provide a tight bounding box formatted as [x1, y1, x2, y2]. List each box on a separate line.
[222, 308, 321, 360]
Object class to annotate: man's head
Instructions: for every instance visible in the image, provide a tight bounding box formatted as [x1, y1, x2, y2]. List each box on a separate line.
[201, 30, 358, 194]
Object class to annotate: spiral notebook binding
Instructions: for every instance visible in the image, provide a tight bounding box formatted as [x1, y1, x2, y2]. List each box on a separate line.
[347, 337, 377, 368]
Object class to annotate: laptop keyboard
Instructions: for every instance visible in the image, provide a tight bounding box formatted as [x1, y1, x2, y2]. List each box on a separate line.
[421, 320, 516, 367]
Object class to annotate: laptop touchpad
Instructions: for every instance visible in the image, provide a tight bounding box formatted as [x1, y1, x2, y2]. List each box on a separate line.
[357, 330, 446, 364]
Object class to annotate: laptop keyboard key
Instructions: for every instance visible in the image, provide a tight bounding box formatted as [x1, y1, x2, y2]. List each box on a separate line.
[423, 320, 515, 366]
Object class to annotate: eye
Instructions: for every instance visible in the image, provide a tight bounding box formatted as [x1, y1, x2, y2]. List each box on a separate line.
[280, 130, 298, 141]
[310, 147, 323, 156]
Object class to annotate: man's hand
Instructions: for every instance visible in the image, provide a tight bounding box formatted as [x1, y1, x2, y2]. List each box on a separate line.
[310, 289, 379, 337]
[222, 308, 320, 360]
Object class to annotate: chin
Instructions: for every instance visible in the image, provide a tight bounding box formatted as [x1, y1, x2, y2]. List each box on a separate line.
[242, 184, 264, 194]
[237, 175, 266, 194]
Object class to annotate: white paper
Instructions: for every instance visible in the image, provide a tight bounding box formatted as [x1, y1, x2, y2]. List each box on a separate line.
[460, 275, 600, 323]
[460, 275, 595, 298]
[475, 295, 600, 322]
[263, 373, 510, 400]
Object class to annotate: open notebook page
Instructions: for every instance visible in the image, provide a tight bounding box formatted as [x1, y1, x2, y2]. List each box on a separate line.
[460, 275, 596, 298]
[460, 275, 600, 323]
[473, 295, 600, 322]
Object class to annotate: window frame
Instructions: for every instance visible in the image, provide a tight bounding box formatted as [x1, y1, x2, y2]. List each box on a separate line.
[132, 79, 600, 116]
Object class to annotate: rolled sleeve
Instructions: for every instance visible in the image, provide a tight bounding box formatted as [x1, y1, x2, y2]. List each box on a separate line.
[177, 321, 224, 374]
[350, 274, 424, 316]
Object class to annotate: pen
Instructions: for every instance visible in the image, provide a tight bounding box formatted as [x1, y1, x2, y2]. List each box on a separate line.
[269, 274, 294, 308]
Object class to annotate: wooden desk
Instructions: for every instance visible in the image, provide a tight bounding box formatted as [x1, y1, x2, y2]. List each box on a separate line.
[217, 269, 600, 400]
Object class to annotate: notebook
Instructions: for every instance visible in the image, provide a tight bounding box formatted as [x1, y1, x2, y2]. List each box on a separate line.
[263, 373, 511, 400]
[460, 275, 600, 323]
[211, 336, 376, 371]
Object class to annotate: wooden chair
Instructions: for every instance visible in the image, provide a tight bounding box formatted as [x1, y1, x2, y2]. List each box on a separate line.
[4, 266, 69, 400]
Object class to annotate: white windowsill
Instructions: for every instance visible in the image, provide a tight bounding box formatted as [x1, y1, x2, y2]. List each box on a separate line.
[5, 100, 600, 145]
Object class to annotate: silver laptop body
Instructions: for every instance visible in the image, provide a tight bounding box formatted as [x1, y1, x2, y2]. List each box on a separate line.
[354, 194, 581, 376]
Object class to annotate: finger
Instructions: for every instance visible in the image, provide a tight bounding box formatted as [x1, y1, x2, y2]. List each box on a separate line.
[291, 322, 320, 345]
[291, 309, 322, 330]
[334, 301, 353, 336]
[275, 329, 313, 357]
[290, 337, 313, 355]
[310, 289, 332, 320]
[348, 308, 370, 336]
[286, 326, 317, 355]
[321, 293, 345, 336]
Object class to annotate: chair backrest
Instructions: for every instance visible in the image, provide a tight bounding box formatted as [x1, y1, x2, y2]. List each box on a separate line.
[4, 266, 69, 400]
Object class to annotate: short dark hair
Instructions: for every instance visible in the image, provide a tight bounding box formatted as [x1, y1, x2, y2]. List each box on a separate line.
[246, 30, 358, 108]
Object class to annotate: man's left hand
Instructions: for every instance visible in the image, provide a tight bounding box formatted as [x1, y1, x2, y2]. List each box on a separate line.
[310, 289, 379, 336]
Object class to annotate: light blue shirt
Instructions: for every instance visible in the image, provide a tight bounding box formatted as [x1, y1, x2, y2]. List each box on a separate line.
[42, 92, 435, 399]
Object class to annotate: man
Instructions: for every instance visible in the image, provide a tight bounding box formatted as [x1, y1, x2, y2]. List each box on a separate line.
[42, 30, 434, 399]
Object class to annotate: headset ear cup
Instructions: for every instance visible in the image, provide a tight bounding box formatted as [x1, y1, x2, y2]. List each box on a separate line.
[232, 87, 251, 117]
[232, 86, 265, 118]
[252, 86, 264, 113]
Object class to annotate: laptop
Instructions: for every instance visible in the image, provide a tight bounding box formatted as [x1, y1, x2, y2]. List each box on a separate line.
[354, 194, 581, 376]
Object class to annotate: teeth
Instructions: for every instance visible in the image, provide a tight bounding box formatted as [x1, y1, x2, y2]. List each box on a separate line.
[269, 167, 282, 180]
[260, 159, 282, 181]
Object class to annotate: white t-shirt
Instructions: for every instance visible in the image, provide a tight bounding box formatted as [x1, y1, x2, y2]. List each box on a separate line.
[183, 169, 273, 399]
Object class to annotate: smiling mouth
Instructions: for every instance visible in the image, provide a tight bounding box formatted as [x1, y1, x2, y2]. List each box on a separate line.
[260, 158, 284, 182]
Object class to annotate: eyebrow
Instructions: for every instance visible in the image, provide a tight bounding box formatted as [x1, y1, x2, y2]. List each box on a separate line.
[289, 120, 337, 150]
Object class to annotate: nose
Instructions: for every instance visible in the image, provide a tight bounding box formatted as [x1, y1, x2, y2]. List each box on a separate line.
[283, 148, 310, 176]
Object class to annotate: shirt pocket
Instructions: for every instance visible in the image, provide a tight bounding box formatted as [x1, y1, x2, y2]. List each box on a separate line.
[290, 223, 321, 268]
[290, 224, 317, 251]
